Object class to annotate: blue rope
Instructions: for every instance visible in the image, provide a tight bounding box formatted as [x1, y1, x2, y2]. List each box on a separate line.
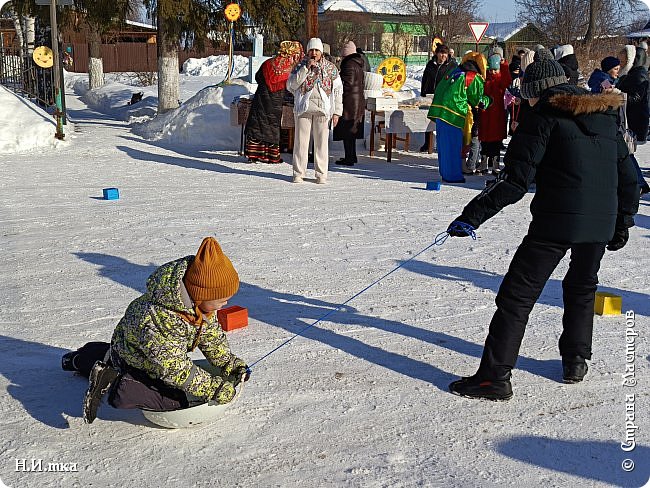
[248, 224, 476, 370]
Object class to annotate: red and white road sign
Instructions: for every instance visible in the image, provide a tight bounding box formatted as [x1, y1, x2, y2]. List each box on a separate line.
[468, 22, 489, 43]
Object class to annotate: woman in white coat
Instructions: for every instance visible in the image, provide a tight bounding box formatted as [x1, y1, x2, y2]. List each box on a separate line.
[287, 38, 343, 184]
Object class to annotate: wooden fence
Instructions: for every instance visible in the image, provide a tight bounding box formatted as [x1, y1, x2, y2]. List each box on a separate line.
[66, 43, 252, 73]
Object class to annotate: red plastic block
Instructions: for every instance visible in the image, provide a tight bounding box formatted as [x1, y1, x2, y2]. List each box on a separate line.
[217, 306, 248, 331]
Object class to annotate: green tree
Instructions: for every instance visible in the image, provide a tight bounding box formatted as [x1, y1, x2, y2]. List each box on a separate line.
[146, 0, 303, 113]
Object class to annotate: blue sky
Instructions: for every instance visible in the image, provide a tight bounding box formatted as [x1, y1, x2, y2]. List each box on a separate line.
[478, 0, 650, 24]
[479, 0, 519, 23]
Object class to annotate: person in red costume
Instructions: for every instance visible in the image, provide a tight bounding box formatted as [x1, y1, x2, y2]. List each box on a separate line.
[478, 54, 512, 175]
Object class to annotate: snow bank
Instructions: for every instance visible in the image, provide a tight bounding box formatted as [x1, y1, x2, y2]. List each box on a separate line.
[182, 54, 249, 79]
[132, 81, 250, 148]
[0, 86, 69, 154]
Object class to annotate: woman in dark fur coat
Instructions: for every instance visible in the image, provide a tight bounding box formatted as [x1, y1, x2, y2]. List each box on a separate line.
[618, 45, 650, 143]
[244, 41, 303, 164]
[333, 41, 366, 166]
[617, 45, 650, 193]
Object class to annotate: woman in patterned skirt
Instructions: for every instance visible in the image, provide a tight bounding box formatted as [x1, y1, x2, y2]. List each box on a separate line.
[244, 41, 303, 163]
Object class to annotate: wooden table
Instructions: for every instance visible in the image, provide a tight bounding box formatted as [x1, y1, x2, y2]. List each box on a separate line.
[369, 108, 435, 162]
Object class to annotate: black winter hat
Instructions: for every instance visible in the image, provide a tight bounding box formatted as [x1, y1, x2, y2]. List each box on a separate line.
[520, 48, 567, 99]
[600, 56, 620, 73]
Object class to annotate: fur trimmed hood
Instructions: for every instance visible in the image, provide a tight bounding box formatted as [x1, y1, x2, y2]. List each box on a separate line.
[619, 45, 635, 76]
[548, 91, 625, 115]
[553, 44, 574, 60]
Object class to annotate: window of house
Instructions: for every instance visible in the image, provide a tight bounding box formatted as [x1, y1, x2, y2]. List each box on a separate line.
[412, 35, 431, 54]
[359, 32, 381, 52]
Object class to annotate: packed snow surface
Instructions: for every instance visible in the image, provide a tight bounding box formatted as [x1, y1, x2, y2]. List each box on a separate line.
[0, 55, 648, 488]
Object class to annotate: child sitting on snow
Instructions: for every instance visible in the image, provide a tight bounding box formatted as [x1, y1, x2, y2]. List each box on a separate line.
[62, 237, 249, 424]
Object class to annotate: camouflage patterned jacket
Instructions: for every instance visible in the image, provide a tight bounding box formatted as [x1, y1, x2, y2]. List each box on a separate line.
[110, 256, 245, 402]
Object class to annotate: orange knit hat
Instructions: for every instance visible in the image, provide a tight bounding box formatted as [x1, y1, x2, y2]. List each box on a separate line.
[184, 237, 239, 301]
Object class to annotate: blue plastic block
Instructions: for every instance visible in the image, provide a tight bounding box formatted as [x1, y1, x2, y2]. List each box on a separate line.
[103, 188, 119, 200]
[426, 181, 441, 191]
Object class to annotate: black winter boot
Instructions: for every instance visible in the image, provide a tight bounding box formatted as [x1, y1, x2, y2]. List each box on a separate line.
[449, 374, 513, 400]
[83, 361, 119, 424]
[62, 352, 78, 372]
[562, 356, 588, 383]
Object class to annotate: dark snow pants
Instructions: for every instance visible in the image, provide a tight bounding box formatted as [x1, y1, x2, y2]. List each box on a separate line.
[73, 341, 192, 411]
[477, 235, 607, 379]
[342, 135, 358, 164]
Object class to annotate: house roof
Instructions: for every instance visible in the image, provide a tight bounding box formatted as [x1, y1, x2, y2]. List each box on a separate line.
[484, 22, 527, 41]
[319, 0, 414, 16]
[126, 19, 156, 30]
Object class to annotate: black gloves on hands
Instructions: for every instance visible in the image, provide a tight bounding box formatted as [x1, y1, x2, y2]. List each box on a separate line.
[233, 365, 251, 383]
[607, 227, 629, 251]
[477, 97, 491, 110]
[447, 220, 476, 238]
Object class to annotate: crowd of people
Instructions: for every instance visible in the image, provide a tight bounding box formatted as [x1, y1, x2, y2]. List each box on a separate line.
[426, 41, 649, 195]
[243, 37, 371, 183]
[240, 36, 649, 195]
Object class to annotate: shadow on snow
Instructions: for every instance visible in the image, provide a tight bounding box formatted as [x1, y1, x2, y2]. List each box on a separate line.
[496, 435, 649, 488]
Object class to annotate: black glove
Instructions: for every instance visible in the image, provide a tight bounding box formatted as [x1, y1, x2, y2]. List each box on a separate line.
[233, 365, 251, 383]
[477, 97, 492, 110]
[607, 227, 629, 251]
[447, 220, 475, 237]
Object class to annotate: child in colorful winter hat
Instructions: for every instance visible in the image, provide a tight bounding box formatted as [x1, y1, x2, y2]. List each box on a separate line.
[62, 237, 249, 424]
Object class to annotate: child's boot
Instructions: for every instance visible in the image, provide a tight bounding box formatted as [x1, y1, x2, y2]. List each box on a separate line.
[83, 361, 119, 424]
[62, 351, 79, 372]
[478, 155, 488, 175]
[562, 355, 588, 383]
[491, 157, 501, 175]
[449, 373, 513, 400]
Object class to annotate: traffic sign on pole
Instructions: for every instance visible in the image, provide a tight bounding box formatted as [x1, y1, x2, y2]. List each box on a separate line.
[468, 22, 489, 44]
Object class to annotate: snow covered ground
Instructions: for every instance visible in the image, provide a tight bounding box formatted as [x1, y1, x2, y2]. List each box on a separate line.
[0, 57, 648, 488]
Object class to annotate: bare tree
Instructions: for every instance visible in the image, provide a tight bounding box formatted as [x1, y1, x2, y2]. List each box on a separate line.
[328, 13, 373, 52]
[7, 6, 24, 57]
[399, 0, 481, 56]
[381, 23, 415, 58]
[517, 0, 643, 45]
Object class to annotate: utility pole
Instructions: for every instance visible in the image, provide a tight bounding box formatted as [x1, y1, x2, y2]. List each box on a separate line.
[49, 0, 64, 138]
[37, 0, 70, 137]
[306, 0, 318, 39]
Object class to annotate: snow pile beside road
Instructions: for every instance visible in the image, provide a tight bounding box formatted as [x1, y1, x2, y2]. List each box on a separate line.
[132, 82, 250, 148]
[0, 86, 69, 154]
[182, 54, 249, 79]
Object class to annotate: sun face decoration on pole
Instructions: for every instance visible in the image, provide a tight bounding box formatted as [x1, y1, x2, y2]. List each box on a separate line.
[376, 57, 406, 91]
[33, 46, 54, 68]
[224, 3, 242, 84]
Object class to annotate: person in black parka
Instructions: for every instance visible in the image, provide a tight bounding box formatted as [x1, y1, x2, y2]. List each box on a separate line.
[617, 45, 650, 193]
[617, 45, 650, 143]
[446, 49, 640, 401]
[244, 41, 303, 163]
[333, 41, 366, 166]
[420, 44, 458, 151]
